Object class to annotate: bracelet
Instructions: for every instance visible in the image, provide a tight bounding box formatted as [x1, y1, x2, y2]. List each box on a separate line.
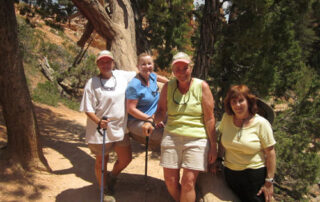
[98, 119, 102, 129]
[265, 178, 274, 183]
[145, 120, 156, 128]
[146, 116, 154, 122]
[217, 157, 224, 162]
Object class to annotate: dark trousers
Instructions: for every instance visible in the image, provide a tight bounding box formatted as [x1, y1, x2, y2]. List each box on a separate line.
[224, 167, 266, 202]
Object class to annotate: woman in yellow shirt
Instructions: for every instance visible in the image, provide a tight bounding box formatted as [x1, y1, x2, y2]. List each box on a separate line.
[218, 85, 276, 202]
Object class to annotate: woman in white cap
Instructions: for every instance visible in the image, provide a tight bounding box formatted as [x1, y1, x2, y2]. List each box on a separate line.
[80, 50, 136, 201]
[142, 52, 218, 202]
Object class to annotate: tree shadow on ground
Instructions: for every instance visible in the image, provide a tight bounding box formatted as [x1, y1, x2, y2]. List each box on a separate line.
[0, 104, 166, 201]
[56, 173, 174, 202]
[35, 104, 168, 202]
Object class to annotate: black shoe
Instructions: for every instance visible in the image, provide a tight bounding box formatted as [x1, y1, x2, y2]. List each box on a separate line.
[105, 172, 117, 194]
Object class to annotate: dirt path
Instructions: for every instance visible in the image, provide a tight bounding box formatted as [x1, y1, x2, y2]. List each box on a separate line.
[0, 103, 174, 202]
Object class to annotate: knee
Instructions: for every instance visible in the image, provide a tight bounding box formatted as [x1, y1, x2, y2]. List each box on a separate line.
[164, 175, 180, 189]
[181, 176, 196, 193]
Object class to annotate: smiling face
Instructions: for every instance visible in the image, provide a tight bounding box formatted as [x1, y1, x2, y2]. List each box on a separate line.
[97, 57, 114, 76]
[137, 55, 154, 79]
[230, 94, 249, 118]
[172, 62, 192, 83]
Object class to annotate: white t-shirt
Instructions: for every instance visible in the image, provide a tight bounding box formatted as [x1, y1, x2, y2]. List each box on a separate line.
[80, 70, 136, 144]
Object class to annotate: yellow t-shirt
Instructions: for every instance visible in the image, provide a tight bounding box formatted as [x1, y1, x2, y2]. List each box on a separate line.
[165, 78, 207, 138]
[218, 113, 276, 171]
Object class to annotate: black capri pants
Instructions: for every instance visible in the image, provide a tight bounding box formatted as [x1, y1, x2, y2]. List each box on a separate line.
[224, 166, 266, 202]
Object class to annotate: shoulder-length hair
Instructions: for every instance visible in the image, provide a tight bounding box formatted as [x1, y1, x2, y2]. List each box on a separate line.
[224, 85, 258, 116]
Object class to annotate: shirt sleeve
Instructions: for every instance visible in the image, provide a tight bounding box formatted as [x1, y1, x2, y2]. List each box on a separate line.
[217, 113, 226, 133]
[80, 79, 96, 113]
[259, 118, 276, 148]
[118, 70, 136, 83]
[126, 82, 139, 100]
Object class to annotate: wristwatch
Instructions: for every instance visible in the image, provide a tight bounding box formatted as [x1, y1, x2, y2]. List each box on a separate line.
[265, 178, 274, 183]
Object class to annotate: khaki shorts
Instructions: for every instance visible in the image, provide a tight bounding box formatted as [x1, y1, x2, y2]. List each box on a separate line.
[88, 134, 130, 156]
[160, 131, 209, 171]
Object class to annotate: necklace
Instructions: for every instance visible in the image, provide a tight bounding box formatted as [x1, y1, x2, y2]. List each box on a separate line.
[173, 79, 192, 105]
[138, 73, 148, 86]
[234, 115, 252, 141]
[137, 73, 159, 96]
[100, 74, 117, 91]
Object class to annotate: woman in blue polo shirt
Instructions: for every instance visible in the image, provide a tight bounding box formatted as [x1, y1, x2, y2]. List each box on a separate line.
[126, 52, 168, 149]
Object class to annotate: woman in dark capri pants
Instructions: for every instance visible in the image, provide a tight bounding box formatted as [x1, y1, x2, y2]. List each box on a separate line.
[216, 85, 276, 202]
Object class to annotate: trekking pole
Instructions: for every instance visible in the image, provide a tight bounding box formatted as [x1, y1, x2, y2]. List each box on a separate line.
[145, 135, 149, 181]
[144, 135, 149, 202]
[97, 116, 108, 202]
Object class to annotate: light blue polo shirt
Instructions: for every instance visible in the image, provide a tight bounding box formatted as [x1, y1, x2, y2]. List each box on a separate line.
[126, 72, 159, 120]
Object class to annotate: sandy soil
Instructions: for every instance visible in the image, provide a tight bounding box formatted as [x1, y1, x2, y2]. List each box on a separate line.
[0, 103, 174, 202]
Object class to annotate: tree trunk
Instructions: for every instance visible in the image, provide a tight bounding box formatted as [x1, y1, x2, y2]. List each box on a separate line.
[71, 0, 138, 71]
[130, 0, 150, 54]
[193, 0, 220, 80]
[0, 0, 50, 171]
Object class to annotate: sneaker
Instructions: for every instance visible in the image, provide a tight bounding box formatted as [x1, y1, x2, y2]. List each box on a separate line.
[103, 194, 116, 202]
[105, 172, 117, 194]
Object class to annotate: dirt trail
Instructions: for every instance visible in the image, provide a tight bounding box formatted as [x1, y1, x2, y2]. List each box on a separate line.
[0, 103, 173, 202]
[0, 103, 241, 202]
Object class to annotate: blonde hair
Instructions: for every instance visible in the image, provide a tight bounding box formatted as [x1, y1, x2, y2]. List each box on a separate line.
[137, 52, 153, 64]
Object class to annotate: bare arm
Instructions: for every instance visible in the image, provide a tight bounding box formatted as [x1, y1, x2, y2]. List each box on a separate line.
[257, 146, 276, 202]
[154, 82, 168, 123]
[201, 81, 217, 164]
[142, 82, 168, 136]
[126, 99, 150, 121]
[85, 112, 109, 129]
[156, 74, 169, 83]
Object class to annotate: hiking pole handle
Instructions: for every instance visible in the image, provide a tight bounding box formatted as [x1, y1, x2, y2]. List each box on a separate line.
[97, 116, 108, 130]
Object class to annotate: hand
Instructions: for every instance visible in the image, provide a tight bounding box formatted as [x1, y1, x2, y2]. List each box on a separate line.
[208, 146, 217, 164]
[209, 159, 223, 174]
[142, 122, 154, 137]
[257, 182, 274, 202]
[99, 119, 109, 129]
[156, 121, 165, 128]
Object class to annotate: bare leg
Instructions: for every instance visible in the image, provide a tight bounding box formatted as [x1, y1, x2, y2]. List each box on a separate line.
[163, 167, 181, 201]
[111, 144, 132, 176]
[95, 154, 109, 187]
[180, 168, 199, 202]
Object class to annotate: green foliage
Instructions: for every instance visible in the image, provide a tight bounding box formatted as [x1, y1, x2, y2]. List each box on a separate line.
[35, 0, 77, 23]
[32, 81, 60, 106]
[134, 0, 194, 69]
[273, 81, 320, 199]
[16, 10, 96, 109]
[197, 0, 320, 200]
[32, 81, 80, 110]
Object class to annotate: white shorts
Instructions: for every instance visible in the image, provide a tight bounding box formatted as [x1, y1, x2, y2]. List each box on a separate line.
[160, 131, 209, 171]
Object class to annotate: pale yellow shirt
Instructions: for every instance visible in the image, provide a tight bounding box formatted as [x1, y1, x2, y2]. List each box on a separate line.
[165, 78, 207, 138]
[218, 113, 276, 171]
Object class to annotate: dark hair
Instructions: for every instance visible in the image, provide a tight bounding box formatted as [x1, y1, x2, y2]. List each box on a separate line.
[224, 85, 258, 116]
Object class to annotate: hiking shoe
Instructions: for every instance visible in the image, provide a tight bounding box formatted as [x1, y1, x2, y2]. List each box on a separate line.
[105, 172, 117, 194]
[103, 194, 116, 202]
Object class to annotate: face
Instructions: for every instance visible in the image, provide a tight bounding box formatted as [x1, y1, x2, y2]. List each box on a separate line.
[172, 62, 192, 83]
[137, 55, 154, 78]
[97, 57, 114, 74]
[230, 95, 249, 117]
